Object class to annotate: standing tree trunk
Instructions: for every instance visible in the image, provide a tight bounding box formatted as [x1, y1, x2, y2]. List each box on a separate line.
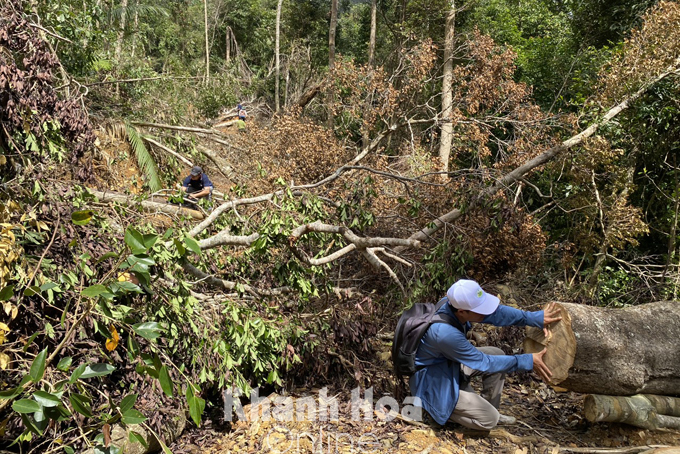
[368, 0, 377, 67]
[327, 0, 338, 129]
[524, 301, 680, 396]
[363, 0, 378, 149]
[114, 0, 129, 62]
[226, 27, 231, 63]
[204, 0, 210, 83]
[130, 0, 139, 58]
[275, 0, 284, 113]
[438, 0, 455, 176]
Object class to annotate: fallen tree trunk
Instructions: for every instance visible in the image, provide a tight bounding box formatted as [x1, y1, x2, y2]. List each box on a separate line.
[584, 394, 680, 430]
[524, 301, 680, 396]
[90, 189, 204, 220]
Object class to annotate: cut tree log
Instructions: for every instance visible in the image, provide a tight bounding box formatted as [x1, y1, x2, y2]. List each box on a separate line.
[524, 301, 680, 396]
[90, 189, 204, 220]
[584, 394, 680, 430]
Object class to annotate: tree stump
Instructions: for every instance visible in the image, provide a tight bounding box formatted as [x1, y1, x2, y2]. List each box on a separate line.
[523, 301, 680, 396]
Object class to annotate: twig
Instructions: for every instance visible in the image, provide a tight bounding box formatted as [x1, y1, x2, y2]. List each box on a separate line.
[23, 213, 61, 293]
[84, 76, 203, 87]
[557, 446, 671, 454]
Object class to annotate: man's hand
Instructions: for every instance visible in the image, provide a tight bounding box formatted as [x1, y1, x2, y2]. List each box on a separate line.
[543, 302, 562, 337]
[532, 348, 552, 382]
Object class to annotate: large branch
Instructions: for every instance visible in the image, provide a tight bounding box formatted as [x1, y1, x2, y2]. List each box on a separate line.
[179, 258, 291, 296]
[405, 57, 680, 245]
[90, 189, 204, 219]
[131, 121, 226, 137]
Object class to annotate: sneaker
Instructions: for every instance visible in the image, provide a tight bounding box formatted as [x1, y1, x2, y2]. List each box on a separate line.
[497, 414, 517, 425]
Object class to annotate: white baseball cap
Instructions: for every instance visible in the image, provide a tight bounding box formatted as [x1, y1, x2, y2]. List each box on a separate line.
[446, 279, 500, 315]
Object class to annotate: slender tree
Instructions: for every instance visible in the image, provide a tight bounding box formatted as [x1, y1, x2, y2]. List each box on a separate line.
[276, 0, 284, 112]
[204, 0, 210, 82]
[328, 0, 338, 128]
[114, 0, 129, 62]
[438, 0, 455, 175]
[368, 0, 377, 67]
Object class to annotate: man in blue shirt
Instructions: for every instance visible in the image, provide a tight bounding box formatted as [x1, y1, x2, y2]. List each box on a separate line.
[182, 166, 213, 201]
[410, 279, 561, 430]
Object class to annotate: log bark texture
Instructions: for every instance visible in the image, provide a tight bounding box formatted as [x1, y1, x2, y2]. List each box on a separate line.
[584, 394, 680, 430]
[91, 190, 204, 220]
[524, 301, 680, 396]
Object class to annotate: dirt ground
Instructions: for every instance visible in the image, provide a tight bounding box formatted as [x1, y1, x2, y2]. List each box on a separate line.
[168, 378, 680, 454]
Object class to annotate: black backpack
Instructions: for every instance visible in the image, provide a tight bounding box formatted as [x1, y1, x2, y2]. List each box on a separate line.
[392, 298, 464, 379]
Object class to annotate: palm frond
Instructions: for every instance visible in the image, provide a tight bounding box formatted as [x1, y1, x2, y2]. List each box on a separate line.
[124, 122, 162, 192]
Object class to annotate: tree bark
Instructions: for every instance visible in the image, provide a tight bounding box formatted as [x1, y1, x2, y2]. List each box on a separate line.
[204, 0, 210, 83]
[524, 301, 680, 396]
[584, 394, 680, 430]
[275, 0, 284, 112]
[114, 0, 128, 62]
[327, 0, 338, 129]
[438, 0, 455, 176]
[368, 0, 377, 67]
[90, 190, 205, 220]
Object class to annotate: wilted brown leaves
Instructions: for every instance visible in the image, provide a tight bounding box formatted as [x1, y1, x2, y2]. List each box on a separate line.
[599, 0, 680, 103]
[0, 0, 94, 172]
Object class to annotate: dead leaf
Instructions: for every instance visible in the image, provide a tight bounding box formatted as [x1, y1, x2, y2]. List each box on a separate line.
[103, 423, 111, 447]
[105, 325, 119, 352]
[0, 352, 10, 370]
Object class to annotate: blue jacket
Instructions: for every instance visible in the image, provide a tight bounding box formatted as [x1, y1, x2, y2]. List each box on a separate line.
[410, 299, 544, 425]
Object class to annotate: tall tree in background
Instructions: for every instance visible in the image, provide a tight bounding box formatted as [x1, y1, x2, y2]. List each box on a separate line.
[328, 0, 338, 128]
[204, 0, 210, 82]
[276, 0, 284, 112]
[114, 0, 129, 61]
[368, 0, 377, 67]
[438, 0, 456, 175]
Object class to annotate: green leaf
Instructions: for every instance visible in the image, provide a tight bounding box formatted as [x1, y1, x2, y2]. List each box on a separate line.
[56, 357, 72, 372]
[173, 238, 186, 256]
[0, 386, 23, 400]
[64, 446, 75, 454]
[71, 210, 94, 225]
[129, 431, 149, 448]
[0, 285, 14, 301]
[23, 285, 40, 297]
[124, 228, 147, 254]
[121, 408, 147, 425]
[186, 385, 205, 427]
[142, 233, 158, 249]
[70, 364, 87, 383]
[29, 348, 47, 383]
[32, 391, 61, 408]
[158, 366, 173, 398]
[127, 336, 140, 359]
[69, 393, 93, 418]
[80, 363, 115, 378]
[132, 322, 163, 340]
[82, 284, 108, 298]
[21, 413, 43, 435]
[184, 236, 201, 255]
[12, 399, 41, 413]
[96, 251, 119, 263]
[119, 393, 137, 414]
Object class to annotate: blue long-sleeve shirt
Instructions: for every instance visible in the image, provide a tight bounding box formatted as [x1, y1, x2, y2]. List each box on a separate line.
[409, 299, 544, 425]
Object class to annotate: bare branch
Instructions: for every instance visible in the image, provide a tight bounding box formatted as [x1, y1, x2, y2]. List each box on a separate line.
[198, 231, 260, 249]
[180, 259, 291, 296]
[143, 136, 193, 167]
